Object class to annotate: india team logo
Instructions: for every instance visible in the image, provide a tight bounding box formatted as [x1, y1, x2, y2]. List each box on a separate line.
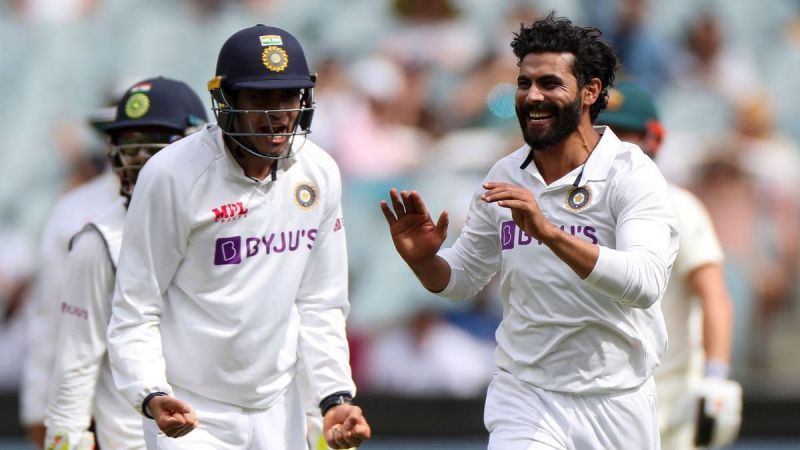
[294, 182, 318, 210]
[262, 46, 288, 72]
[566, 186, 591, 212]
[125, 93, 150, 119]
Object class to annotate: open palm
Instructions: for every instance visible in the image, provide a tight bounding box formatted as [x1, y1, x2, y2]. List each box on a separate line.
[380, 188, 449, 265]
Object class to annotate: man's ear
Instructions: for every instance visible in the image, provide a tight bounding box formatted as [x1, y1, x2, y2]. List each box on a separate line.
[584, 78, 602, 106]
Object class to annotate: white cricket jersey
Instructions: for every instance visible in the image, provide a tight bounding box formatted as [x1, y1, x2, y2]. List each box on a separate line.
[438, 126, 679, 393]
[108, 124, 354, 413]
[20, 171, 120, 425]
[655, 185, 723, 380]
[45, 198, 145, 449]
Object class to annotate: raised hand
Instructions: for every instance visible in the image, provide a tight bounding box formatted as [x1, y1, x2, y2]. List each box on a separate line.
[380, 188, 449, 266]
[148, 395, 198, 438]
[323, 404, 371, 449]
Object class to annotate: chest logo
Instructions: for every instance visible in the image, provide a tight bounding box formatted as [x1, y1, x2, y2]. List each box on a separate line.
[212, 201, 248, 222]
[294, 182, 318, 210]
[566, 186, 591, 212]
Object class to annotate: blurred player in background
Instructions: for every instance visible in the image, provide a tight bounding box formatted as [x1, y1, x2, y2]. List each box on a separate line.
[20, 111, 121, 450]
[43, 77, 207, 450]
[597, 81, 741, 450]
[381, 14, 678, 449]
[106, 25, 369, 450]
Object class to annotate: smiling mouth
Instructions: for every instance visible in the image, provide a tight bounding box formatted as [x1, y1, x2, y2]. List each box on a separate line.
[527, 110, 555, 122]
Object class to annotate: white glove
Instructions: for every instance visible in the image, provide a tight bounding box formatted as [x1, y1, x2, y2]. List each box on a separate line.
[45, 429, 95, 450]
[691, 378, 743, 448]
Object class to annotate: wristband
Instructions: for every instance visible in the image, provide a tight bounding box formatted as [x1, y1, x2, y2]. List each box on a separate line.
[142, 392, 169, 419]
[319, 391, 353, 417]
[704, 359, 730, 379]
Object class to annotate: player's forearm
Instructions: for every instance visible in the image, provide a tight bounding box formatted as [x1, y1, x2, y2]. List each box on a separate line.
[407, 255, 452, 293]
[539, 225, 599, 279]
[690, 264, 733, 364]
[298, 307, 356, 402]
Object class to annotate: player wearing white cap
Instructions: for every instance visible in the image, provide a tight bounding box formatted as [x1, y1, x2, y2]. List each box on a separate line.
[381, 14, 678, 450]
[44, 77, 208, 450]
[106, 25, 369, 450]
[597, 81, 740, 450]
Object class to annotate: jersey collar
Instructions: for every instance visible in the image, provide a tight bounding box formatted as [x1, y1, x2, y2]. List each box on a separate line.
[519, 125, 619, 189]
[578, 125, 618, 186]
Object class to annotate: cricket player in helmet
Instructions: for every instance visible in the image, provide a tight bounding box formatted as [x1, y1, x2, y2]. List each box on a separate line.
[107, 25, 370, 450]
[44, 77, 207, 450]
[208, 24, 315, 162]
[104, 77, 207, 201]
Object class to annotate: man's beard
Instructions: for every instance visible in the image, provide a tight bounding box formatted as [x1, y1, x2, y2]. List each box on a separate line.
[516, 92, 582, 150]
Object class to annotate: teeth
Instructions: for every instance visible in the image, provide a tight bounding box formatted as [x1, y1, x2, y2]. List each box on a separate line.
[529, 112, 552, 119]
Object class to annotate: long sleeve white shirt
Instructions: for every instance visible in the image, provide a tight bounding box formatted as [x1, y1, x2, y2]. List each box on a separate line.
[44, 198, 145, 449]
[107, 125, 354, 414]
[20, 171, 119, 425]
[438, 127, 679, 393]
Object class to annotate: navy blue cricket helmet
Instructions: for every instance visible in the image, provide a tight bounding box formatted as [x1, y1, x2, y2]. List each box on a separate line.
[208, 25, 316, 160]
[103, 77, 208, 198]
[104, 77, 207, 137]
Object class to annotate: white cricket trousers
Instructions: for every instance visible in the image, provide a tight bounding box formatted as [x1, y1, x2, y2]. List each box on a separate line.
[142, 383, 305, 450]
[485, 370, 660, 450]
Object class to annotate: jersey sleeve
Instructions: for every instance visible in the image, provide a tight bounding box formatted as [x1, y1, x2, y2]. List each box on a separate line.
[295, 164, 356, 404]
[583, 161, 679, 308]
[107, 163, 188, 413]
[438, 187, 502, 300]
[44, 228, 114, 435]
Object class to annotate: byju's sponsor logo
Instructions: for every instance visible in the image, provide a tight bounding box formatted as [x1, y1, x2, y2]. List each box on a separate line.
[215, 236, 241, 265]
[212, 202, 248, 222]
[61, 302, 88, 320]
[214, 229, 317, 265]
[500, 220, 598, 251]
[501, 221, 517, 250]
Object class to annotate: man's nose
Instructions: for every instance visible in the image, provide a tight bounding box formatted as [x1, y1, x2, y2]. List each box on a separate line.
[525, 86, 545, 102]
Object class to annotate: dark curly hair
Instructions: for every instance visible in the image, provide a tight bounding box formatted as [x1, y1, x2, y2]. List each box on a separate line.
[511, 12, 618, 121]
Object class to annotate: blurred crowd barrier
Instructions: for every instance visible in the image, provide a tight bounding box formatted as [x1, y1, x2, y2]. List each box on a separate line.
[2, 0, 800, 435]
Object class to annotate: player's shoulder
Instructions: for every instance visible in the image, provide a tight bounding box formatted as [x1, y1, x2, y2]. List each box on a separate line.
[89, 197, 128, 231]
[42, 171, 120, 244]
[667, 183, 709, 219]
[49, 171, 119, 217]
[67, 220, 113, 265]
[293, 138, 342, 184]
[609, 138, 656, 173]
[295, 138, 338, 170]
[604, 136, 663, 184]
[486, 145, 530, 177]
[139, 124, 220, 181]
